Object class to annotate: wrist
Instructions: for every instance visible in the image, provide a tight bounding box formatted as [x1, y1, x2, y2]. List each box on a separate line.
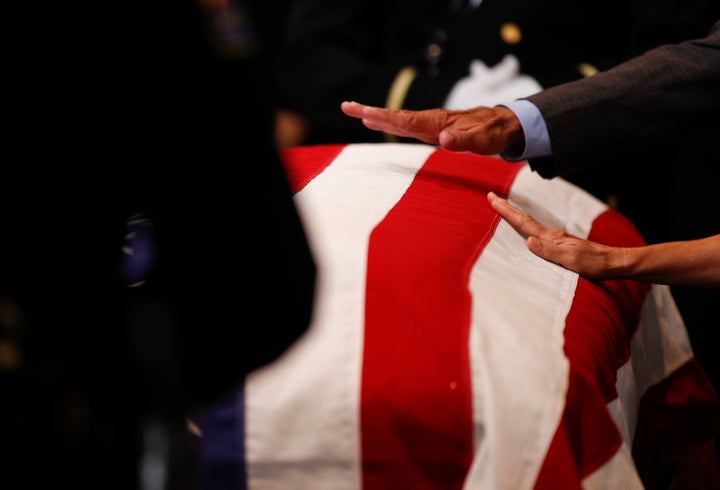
[498, 100, 551, 162]
[494, 106, 525, 156]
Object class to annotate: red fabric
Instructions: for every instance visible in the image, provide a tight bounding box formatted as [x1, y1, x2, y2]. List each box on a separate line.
[632, 359, 720, 489]
[281, 143, 346, 191]
[362, 150, 521, 489]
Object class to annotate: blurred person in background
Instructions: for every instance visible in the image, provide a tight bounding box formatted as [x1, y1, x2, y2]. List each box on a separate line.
[274, 0, 720, 393]
[2, 1, 315, 489]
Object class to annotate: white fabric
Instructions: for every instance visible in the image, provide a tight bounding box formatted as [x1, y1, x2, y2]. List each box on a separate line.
[443, 55, 543, 110]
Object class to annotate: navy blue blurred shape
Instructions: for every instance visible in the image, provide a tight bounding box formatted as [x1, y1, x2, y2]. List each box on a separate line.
[121, 213, 155, 287]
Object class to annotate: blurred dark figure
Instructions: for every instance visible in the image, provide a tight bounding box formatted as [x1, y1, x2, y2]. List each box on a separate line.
[1, 1, 315, 489]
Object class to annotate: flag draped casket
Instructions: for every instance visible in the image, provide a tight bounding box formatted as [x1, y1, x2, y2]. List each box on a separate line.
[201, 143, 719, 489]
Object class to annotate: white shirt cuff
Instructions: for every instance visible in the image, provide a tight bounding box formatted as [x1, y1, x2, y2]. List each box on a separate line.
[498, 99, 552, 161]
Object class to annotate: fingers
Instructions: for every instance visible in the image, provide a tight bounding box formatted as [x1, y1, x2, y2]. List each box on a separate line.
[340, 100, 367, 118]
[360, 106, 417, 138]
[487, 192, 556, 264]
[486, 192, 614, 279]
[486, 191, 547, 238]
[340, 101, 398, 132]
[341, 101, 396, 123]
[341, 101, 398, 136]
[341, 101, 442, 144]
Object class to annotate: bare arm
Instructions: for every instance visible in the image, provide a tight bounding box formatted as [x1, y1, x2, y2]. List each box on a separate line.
[487, 192, 720, 287]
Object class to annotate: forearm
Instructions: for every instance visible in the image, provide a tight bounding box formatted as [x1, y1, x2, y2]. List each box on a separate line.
[618, 234, 720, 287]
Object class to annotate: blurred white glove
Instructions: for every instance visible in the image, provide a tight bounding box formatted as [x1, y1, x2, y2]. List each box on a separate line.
[443, 54, 543, 110]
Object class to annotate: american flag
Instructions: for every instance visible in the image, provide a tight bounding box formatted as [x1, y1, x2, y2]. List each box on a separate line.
[197, 143, 719, 490]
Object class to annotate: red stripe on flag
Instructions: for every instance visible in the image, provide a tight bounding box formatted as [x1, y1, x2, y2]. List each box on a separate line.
[281, 143, 346, 192]
[362, 151, 520, 489]
[632, 358, 720, 489]
[535, 209, 651, 488]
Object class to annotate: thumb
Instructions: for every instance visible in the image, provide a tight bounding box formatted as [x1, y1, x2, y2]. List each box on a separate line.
[439, 129, 491, 154]
[526, 236, 552, 261]
[438, 130, 466, 152]
[438, 129, 504, 155]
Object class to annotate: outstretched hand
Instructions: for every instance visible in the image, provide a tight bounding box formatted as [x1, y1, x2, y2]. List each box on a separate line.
[340, 101, 525, 156]
[486, 191, 617, 280]
[486, 191, 720, 287]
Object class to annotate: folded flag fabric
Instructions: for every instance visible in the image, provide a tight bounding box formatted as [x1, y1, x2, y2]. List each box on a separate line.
[199, 143, 720, 490]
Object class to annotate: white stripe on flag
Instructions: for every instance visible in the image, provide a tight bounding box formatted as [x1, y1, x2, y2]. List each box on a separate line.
[463, 165, 607, 489]
[245, 143, 435, 490]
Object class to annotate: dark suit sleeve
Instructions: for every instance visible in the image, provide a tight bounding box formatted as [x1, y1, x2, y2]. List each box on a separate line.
[526, 20, 720, 178]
